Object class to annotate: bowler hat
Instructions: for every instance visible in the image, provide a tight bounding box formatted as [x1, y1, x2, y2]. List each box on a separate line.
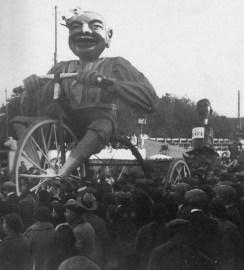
[3, 181, 16, 191]
[185, 189, 208, 203]
[167, 219, 190, 236]
[59, 255, 101, 270]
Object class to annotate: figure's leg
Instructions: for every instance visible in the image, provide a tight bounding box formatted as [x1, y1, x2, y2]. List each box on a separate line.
[59, 118, 113, 177]
[58, 129, 101, 176]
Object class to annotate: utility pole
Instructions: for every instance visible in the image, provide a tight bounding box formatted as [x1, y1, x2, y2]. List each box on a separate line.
[5, 88, 8, 139]
[54, 5, 58, 65]
[238, 90, 241, 130]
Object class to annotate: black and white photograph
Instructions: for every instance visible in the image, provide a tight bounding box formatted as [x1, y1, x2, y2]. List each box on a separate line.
[0, 0, 244, 269]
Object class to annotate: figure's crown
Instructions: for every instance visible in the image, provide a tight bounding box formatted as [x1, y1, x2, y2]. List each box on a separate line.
[61, 6, 83, 27]
[72, 6, 82, 15]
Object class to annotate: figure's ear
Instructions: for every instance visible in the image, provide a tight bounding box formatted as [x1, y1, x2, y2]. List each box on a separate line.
[106, 28, 113, 48]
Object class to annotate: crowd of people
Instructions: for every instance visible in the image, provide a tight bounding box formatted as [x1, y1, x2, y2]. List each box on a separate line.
[0, 164, 243, 270]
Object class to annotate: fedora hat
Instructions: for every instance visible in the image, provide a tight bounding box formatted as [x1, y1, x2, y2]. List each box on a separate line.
[78, 192, 97, 211]
[64, 198, 83, 214]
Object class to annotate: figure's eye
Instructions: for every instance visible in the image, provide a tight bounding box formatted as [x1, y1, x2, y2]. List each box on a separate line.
[68, 23, 81, 30]
[90, 23, 104, 31]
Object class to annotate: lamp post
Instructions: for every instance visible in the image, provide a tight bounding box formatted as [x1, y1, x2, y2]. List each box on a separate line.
[54, 5, 58, 65]
[5, 88, 8, 139]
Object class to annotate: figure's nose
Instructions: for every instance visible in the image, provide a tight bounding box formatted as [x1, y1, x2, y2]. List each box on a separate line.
[81, 23, 91, 33]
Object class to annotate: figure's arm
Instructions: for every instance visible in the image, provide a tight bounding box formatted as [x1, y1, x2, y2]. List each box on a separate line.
[18, 62, 67, 116]
[110, 57, 158, 113]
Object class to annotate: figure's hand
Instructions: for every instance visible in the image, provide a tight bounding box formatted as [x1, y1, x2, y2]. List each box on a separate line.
[76, 70, 106, 87]
[21, 74, 40, 115]
[23, 74, 41, 92]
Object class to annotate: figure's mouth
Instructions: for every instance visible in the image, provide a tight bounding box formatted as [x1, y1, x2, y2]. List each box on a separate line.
[73, 35, 98, 47]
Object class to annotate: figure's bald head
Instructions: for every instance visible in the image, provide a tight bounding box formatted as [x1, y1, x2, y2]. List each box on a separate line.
[63, 9, 113, 61]
[67, 11, 107, 28]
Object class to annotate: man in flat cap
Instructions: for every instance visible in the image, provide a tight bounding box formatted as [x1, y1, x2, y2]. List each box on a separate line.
[147, 219, 215, 270]
[184, 189, 222, 268]
[64, 199, 95, 258]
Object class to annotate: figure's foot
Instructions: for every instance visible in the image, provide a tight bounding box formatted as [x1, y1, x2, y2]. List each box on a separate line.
[45, 168, 57, 177]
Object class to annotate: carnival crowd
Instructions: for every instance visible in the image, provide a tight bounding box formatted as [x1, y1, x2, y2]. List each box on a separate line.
[0, 164, 244, 270]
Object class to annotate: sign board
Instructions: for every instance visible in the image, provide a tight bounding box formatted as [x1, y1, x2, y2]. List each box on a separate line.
[192, 127, 205, 139]
[138, 118, 147, 124]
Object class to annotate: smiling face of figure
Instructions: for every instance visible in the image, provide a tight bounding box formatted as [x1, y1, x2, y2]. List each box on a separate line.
[67, 11, 113, 61]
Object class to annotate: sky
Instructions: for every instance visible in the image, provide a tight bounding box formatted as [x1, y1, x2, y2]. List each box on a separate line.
[1, 0, 244, 117]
